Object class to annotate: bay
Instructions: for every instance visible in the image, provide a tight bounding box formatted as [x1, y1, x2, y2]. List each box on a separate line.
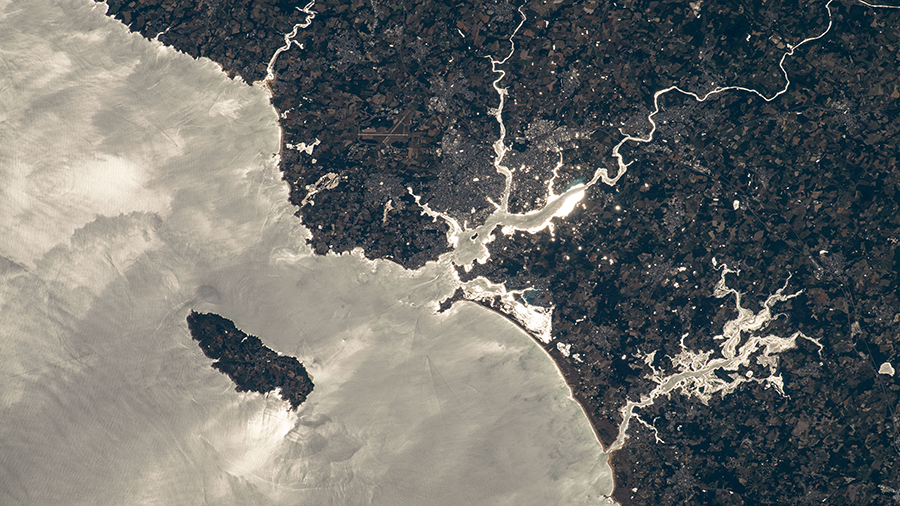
[0, 1, 614, 504]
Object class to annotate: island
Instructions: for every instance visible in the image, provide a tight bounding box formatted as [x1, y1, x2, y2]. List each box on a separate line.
[100, 0, 900, 503]
[186, 311, 314, 409]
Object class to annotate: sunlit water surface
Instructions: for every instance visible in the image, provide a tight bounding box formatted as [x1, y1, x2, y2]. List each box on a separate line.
[0, 1, 614, 504]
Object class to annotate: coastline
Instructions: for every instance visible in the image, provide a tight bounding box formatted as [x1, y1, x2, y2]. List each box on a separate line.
[94, 0, 900, 503]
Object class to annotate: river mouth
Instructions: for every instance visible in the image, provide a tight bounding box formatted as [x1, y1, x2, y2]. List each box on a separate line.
[0, 1, 613, 504]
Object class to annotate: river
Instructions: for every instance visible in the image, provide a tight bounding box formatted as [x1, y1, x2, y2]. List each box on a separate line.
[0, 0, 614, 504]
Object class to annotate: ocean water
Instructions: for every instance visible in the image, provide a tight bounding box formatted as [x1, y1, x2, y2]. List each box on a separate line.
[0, 1, 614, 504]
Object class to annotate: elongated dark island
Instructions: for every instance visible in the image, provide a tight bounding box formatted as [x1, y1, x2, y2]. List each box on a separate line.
[187, 311, 314, 409]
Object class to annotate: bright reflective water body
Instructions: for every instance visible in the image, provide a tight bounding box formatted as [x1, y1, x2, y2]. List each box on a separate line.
[0, 1, 614, 504]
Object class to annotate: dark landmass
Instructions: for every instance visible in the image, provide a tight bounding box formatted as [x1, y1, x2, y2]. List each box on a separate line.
[103, 0, 900, 503]
[186, 311, 314, 409]
[610, 345, 900, 505]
